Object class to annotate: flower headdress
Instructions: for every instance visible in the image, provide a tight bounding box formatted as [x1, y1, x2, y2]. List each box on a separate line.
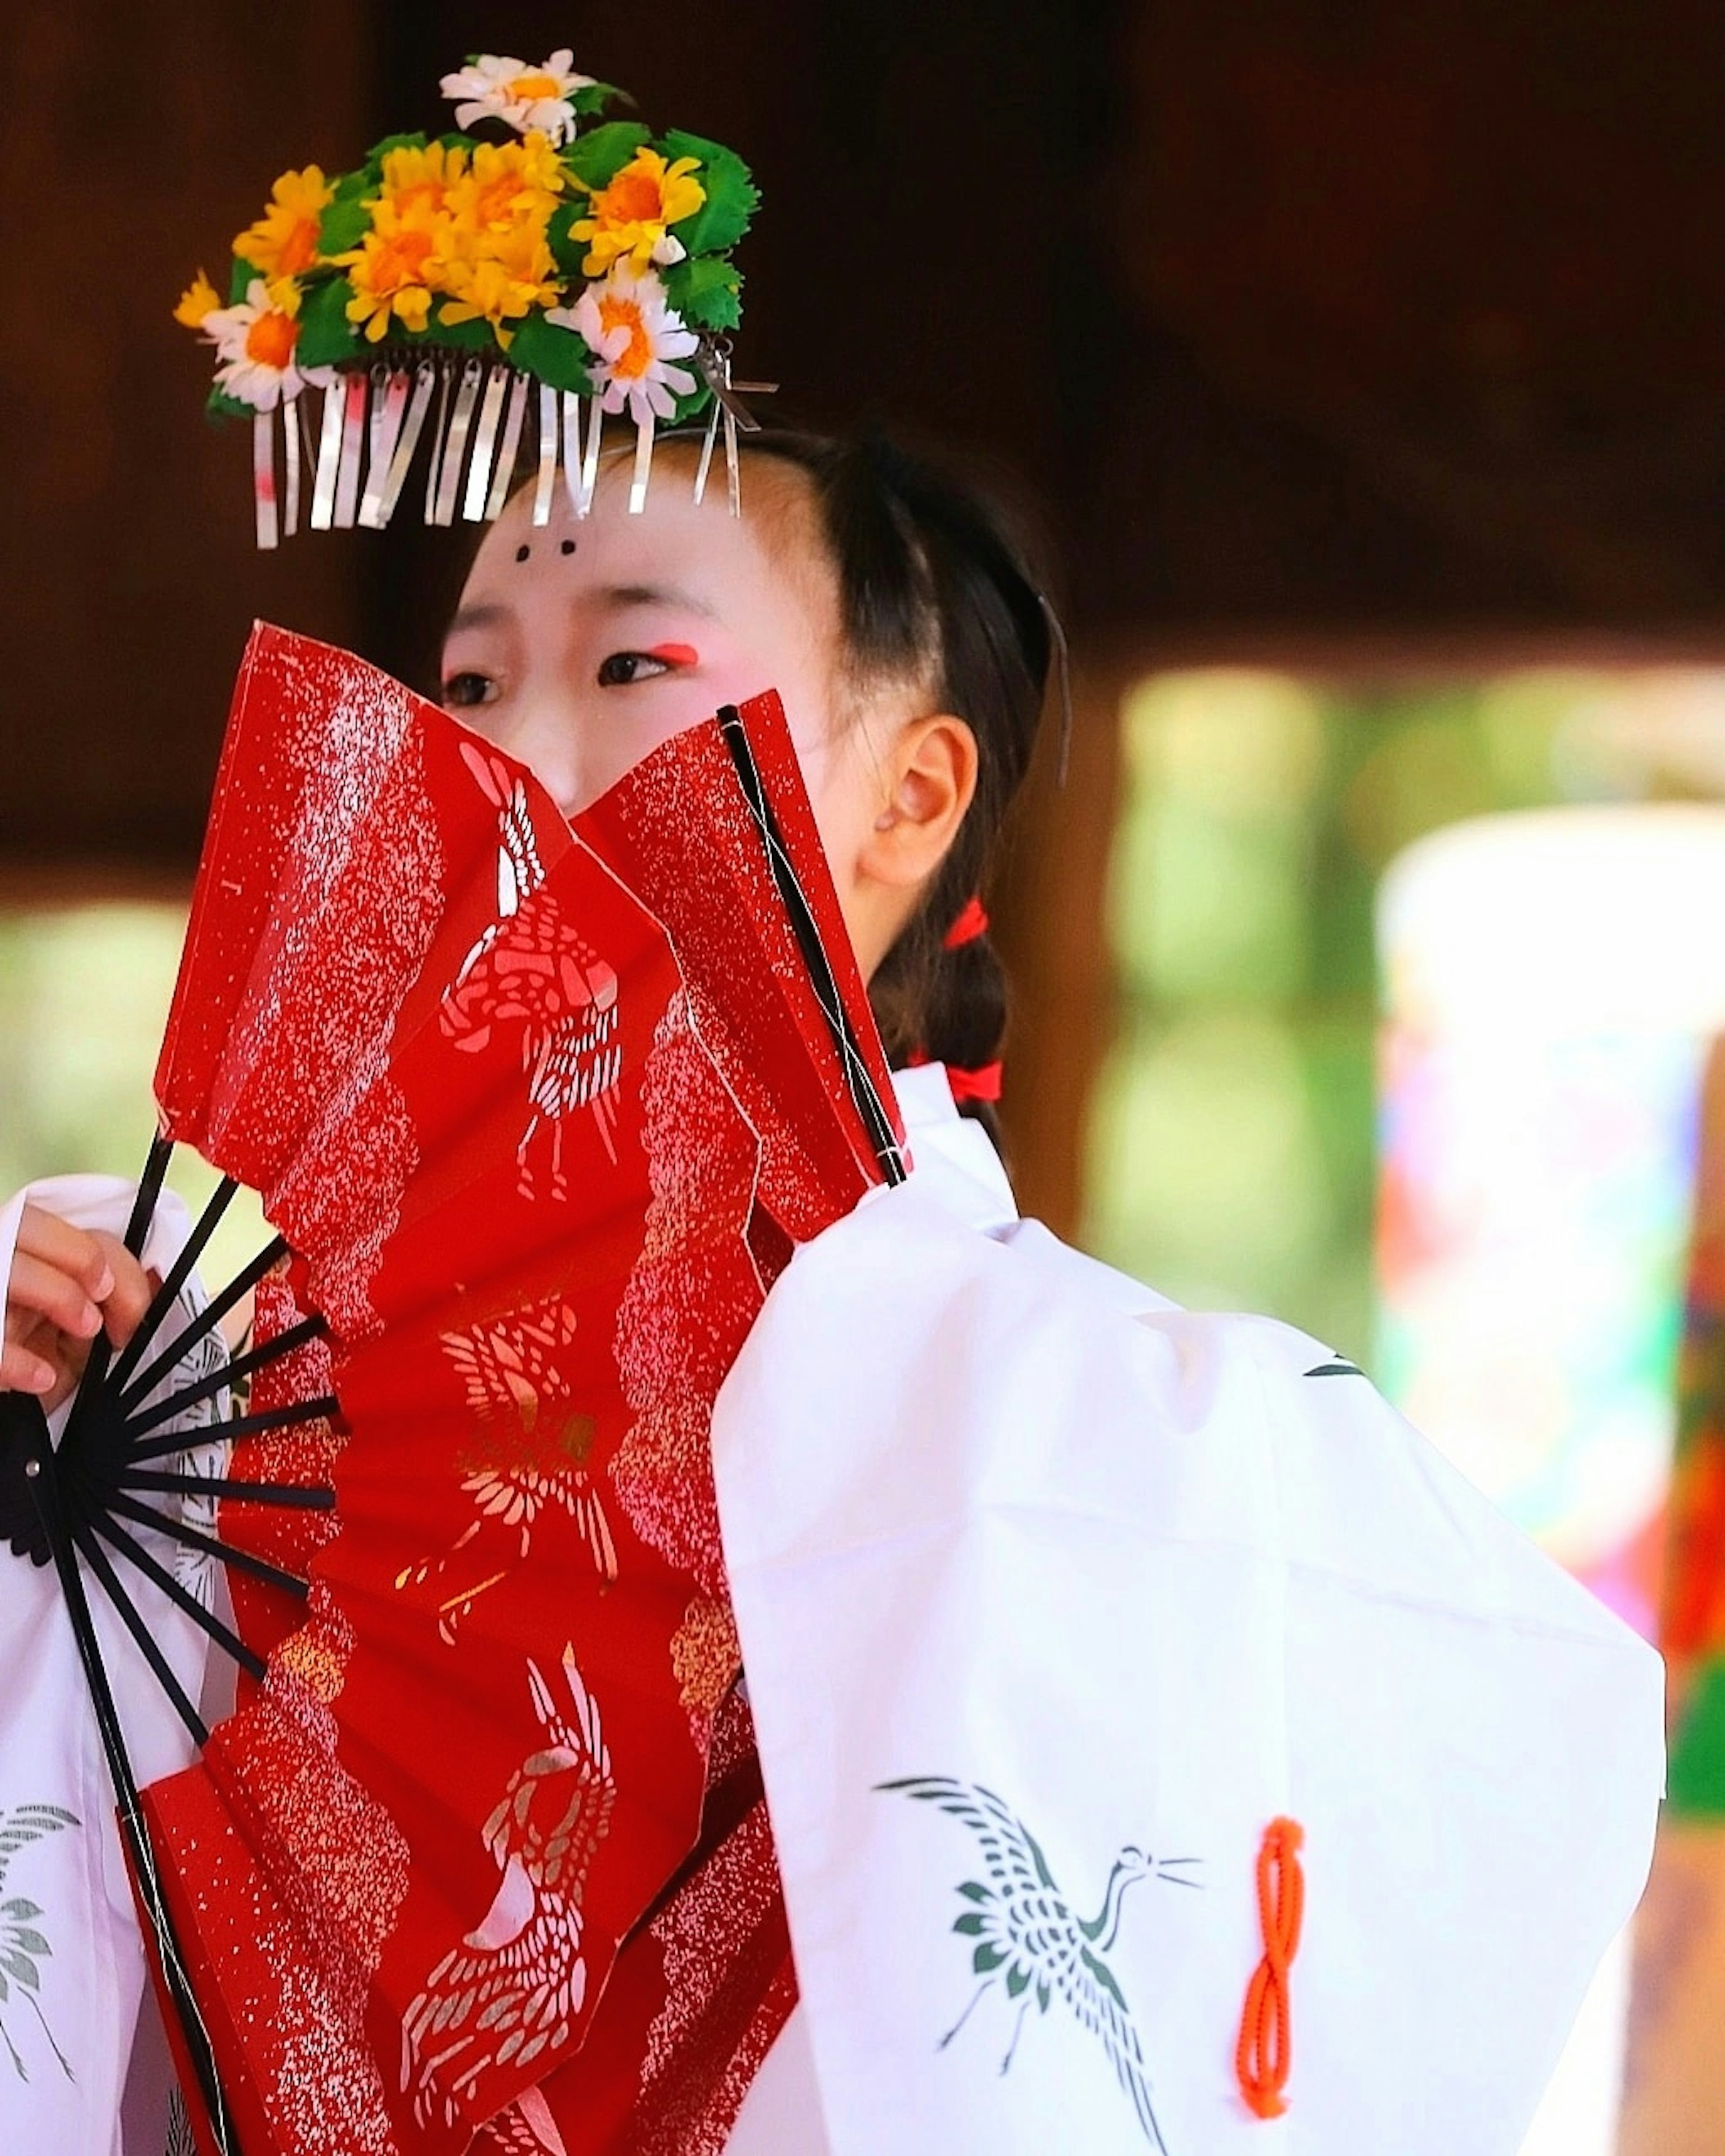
[176, 52, 765, 547]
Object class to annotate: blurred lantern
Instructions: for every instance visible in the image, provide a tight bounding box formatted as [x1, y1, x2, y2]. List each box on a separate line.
[1376, 806, 1725, 1632]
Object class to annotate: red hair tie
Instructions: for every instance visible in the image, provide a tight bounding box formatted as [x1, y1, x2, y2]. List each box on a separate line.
[945, 1060, 1004, 1105]
[942, 896, 990, 950]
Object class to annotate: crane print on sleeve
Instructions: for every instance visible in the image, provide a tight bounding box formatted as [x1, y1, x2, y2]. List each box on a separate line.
[878, 1778, 1202, 2154]
[401, 1647, 615, 2128]
[440, 744, 624, 1195]
[0, 1803, 79, 2084]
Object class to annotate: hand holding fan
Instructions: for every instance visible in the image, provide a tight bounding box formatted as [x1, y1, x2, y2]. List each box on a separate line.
[0, 623, 905, 2155]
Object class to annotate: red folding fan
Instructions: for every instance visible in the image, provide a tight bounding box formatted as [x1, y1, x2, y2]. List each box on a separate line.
[0, 623, 905, 2156]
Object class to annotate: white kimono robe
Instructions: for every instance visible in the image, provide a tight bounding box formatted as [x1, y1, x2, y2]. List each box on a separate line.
[2, 1075, 1663, 2156]
[718, 1065, 1664, 2156]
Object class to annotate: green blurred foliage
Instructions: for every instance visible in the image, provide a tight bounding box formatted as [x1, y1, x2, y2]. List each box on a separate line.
[1086, 668, 1597, 1358]
[0, 906, 265, 1288]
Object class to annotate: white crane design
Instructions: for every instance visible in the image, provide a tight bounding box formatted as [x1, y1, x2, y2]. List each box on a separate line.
[401, 1646, 615, 2127]
[441, 743, 623, 1194]
[879, 1776, 1201, 2153]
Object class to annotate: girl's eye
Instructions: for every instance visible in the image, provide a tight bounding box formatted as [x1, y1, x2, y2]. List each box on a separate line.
[443, 670, 500, 710]
[597, 651, 675, 688]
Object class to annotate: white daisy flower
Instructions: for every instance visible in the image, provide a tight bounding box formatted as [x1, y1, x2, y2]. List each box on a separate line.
[440, 50, 595, 147]
[203, 279, 333, 411]
[551, 266, 702, 427]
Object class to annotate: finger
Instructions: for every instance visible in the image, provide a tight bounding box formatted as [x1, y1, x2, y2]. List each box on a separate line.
[6, 1251, 104, 1341]
[0, 1340, 60, 1396]
[15, 1205, 115, 1303]
[89, 1232, 153, 1350]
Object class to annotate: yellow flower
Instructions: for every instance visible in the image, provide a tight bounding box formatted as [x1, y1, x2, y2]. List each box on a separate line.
[173, 269, 222, 331]
[234, 165, 334, 282]
[437, 222, 560, 347]
[376, 140, 467, 222]
[334, 203, 445, 342]
[444, 138, 564, 239]
[572, 149, 706, 276]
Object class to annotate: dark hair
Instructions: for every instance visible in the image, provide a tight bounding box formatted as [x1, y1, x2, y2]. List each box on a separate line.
[741, 429, 1054, 1149]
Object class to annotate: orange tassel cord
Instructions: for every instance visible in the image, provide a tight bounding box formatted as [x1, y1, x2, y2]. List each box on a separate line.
[1235, 1816, 1305, 2120]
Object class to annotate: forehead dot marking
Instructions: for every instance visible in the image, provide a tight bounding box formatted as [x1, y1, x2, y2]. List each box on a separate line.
[560, 538, 577, 556]
[514, 543, 531, 563]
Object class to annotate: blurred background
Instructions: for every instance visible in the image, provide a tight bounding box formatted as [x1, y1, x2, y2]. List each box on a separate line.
[7, 3, 1725, 2147]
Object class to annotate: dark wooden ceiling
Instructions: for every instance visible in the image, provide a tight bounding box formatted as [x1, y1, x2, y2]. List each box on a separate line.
[4, 0, 1724, 865]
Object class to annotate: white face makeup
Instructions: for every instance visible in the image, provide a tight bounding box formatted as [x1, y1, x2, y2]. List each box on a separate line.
[442, 451, 852, 822]
[442, 446, 971, 980]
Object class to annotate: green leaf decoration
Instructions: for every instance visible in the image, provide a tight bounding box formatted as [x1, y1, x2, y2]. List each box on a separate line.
[952, 1912, 986, 1937]
[972, 1941, 1007, 1975]
[295, 278, 364, 369]
[564, 121, 652, 193]
[0, 1901, 40, 1922]
[546, 199, 588, 280]
[367, 130, 429, 163]
[1005, 1963, 1031, 1999]
[571, 81, 628, 117]
[2, 1951, 40, 1988]
[6, 1931, 48, 1958]
[661, 256, 741, 332]
[957, 1880, 992, 1904]
[227, 257, 257, 305]
[659, 132, 759, 254]
[667, 377, 715, 429]
[318, 170, 374, 257]
[205, 387, 258, 424]
[430, 311, 500, 354]
[508, 312, 594, 396]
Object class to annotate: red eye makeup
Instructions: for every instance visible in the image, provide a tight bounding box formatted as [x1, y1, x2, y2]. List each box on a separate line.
[648, 644, 700, 668]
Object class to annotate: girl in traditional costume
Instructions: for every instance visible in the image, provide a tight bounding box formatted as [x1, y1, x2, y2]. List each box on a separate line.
[2, 49, 1662, 2156]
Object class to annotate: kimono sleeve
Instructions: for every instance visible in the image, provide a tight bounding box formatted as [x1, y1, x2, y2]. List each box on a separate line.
[711, 1176, 1663, 2156]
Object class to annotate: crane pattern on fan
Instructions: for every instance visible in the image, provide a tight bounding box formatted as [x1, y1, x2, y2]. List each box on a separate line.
[441, 744, 625, 1190]
[396, 1294, 620, 1645]
[22, 622, 909, 2156]
[401, 1644, 617, 2130]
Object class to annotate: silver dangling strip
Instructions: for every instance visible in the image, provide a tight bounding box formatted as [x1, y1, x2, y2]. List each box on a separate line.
[358, 367, 409, 527]
[463, 365, 510, 521]
[371, 362, 435, 530]
[374, 361, 436, 529]
[724, 387, 742, 517]
[252, 409, 279, 551]
[422, 358, 453, 522]
[628, 412, 655, 514]
[486, 371, 531, 521]
[533, 384, 559, 526]
[309, 378, 345, 530]
[578, 396, 602, 515]
[692, 390, 721, 505]
[434, 358, 484, 526]
[561, 390, 583, 514]
[282, 391, 302, 537]
[332, 370, 368, 529]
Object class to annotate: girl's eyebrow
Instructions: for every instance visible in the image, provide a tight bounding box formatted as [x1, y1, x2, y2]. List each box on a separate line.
[602, 582, 717, 619]
[445, 601, 512, 638]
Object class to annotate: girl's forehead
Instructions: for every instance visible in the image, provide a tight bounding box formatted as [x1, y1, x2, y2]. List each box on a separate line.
[462, 461, 832, 634]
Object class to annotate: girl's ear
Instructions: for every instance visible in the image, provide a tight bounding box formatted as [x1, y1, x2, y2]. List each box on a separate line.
[860, 713, 979, 893]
